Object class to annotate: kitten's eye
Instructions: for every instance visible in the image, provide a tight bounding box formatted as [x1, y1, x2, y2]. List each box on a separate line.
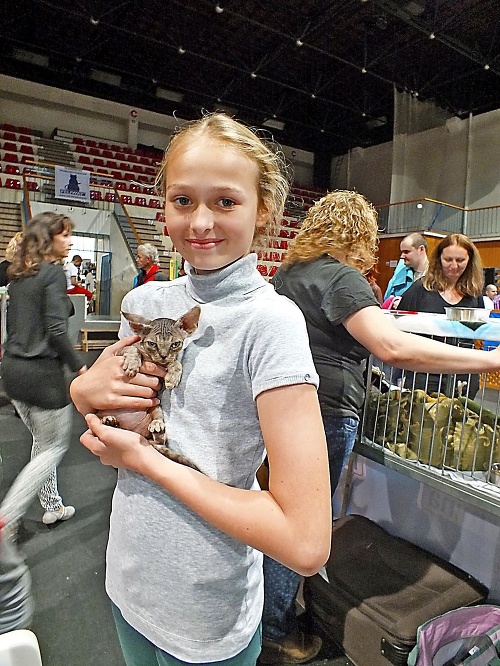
[170, 341, 182, 351]
[145, 340, 158, 351]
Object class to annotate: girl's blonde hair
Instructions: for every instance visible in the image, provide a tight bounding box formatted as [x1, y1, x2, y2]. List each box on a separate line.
[283, 190, 379, 273]
[8, 212, 74, 279]
[156, 112, 292, 242]
[423, 233, 483, 296]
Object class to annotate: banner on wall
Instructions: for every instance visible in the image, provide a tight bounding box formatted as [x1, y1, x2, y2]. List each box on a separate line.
[54, 166, 91, 203]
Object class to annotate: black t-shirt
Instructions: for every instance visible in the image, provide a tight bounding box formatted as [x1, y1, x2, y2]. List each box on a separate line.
[272, 255, 379, 418]
[398, 279, 484, 312]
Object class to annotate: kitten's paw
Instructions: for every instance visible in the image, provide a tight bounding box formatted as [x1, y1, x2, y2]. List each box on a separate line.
[101, 415, 119, 428]
[149, 419, 166, 445]
[121, 348, 142, 377]
[164, 363, 182, 389]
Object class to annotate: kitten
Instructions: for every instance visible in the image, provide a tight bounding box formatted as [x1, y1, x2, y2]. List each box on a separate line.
[98, 306, 201, 470]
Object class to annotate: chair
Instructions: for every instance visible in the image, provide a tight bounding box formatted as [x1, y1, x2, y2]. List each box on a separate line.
[131, 164, 143, 174]
[102, 150, 113, 159]
[269, 265, 278, 278]
[5, 178, 21, 189]
[124, 173, 135, 181]
[120, 195, 132, 205]
[26, 181, 39, 191]
[92, 158, 105, 168]
[5, 164, 20, 175]
[144, 167, 157, 176]
[90, 190, 103, 200]
[3, 153, 19, 163]
[88, 147, 100, 156]
[75, 145, 87, 154]
[134, 196, 147, 206]
[18, 135, 32, 144]
[155, 211, 165, 222]
[2, 131, 16, 141]
[128, 154, 138, 164]
[105, 160, 118, 170]
[86, 140, 97, 148]
[148, 198, 162, 209]
[257, 264, 268, 276]
[115, 152, 126, 161]
[0, 629, 43, 666]
[104, 191, 117, 202]
[79, 155, 91, 165]
[73, 136, 85, 145]
[110, 144, 123, 152]
[129, 184, 141, 193]
[21, 156, 34, 164]
[115, 181, 127, 190]
[3, 142, 17, 152]
[20, 145, 34, 155]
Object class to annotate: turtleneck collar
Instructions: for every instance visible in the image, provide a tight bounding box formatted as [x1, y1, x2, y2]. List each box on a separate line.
[184, 253, 267, 304]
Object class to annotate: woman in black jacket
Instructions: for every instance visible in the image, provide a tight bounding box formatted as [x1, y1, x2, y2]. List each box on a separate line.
[1, 212, 86, 526]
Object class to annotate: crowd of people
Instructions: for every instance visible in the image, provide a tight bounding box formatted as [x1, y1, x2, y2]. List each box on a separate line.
[0, 113, 500, 664]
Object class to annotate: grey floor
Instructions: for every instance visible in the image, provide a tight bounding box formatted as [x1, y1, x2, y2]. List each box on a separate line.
[0, 358, 352, 666]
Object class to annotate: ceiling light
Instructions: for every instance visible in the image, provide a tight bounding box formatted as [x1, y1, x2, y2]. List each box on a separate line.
[262, 118, 285, 131]
[250, 72, 257, 79]
[90, 16, 99, 25]
[90, 69, 121, 86]
[215, 4, 224, 13]
[416, 203, 424, 209]
[13, 48, 49, 67]
[178, 46, 186, 54]
[296, 39, 303, 47]
[361, 67, 367, 74]
[311, 93, 316, 99]
[429, 32, 435, 39]
[484, 63, 490, 70]
[156, 87, 184, 102]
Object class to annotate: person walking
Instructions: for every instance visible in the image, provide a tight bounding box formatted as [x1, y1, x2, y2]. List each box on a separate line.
[65, 253, 93, 300]
[1, 212, 87, 525]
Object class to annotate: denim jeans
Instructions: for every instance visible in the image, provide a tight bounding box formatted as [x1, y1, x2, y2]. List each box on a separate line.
[262, 415, 359, 641]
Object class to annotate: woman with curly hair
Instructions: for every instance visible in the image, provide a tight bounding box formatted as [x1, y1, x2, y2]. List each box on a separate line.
[261, 192, 500, 663]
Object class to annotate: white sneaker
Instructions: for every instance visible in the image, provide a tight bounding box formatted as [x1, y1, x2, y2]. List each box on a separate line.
[42, 505, 75, 525]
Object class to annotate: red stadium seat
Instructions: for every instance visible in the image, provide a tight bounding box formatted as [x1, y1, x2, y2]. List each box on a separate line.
[79, 155, 91, 165]
[75, 145, 87, 154]
[268, 265, 278, 278]
[115, 181, 127, 190]
[18, 135, 32, 144]
[129, 184, 141, 193]
[131, 164, 143, 174]
[124, 173, 135, 181]
[102, 150, 113, 159]
[120, 195, 132, 205]
[73, 137, 85, 145]
[2, 132, 16, 141]
[257, 264, 268, 276]
[92, 158, 105, 168]
[148, 199, 162, 209]
[3, 142, 17, 152]
[110, 171, 123, 180]
[26, 181, 39, 191]
[20, 145, 34, 155]
[155, 211, 165, 222]
[105, 160, 118, 169]
[144, 167, 156, 176]
[88, 147, 100, 156]
[110, 144, 123, 152]
[5, 178, 21, 189]
[104, 192, 117, 202]
[3, 152, 18, 163]
[98, 142, 110, 150]
[90, 190, 103, 200]
[5, 164, 20, 175]
[134, 196, 147, 206]
[86, 140, 97, 148]
[21, 155, 34, 164]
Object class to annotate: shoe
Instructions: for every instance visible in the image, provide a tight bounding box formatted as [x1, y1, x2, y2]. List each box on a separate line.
[260, 628, 322, 664]
[42, 505, 75, 525]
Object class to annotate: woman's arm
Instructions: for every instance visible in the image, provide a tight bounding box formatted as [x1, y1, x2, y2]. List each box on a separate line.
[345, 305, 500, 373]
[80, 381, 332, 576]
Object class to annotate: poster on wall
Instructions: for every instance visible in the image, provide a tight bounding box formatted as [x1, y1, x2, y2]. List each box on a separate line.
[54, 166, 91, 203]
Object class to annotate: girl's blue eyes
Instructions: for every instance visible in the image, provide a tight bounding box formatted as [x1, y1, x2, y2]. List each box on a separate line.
[172, 197, 236, 207]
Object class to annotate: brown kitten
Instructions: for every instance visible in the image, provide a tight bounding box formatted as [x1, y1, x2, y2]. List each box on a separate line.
[98, 306, 201, 470]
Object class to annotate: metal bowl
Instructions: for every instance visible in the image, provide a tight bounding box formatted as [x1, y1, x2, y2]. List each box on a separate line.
[445, 307, 491, 323]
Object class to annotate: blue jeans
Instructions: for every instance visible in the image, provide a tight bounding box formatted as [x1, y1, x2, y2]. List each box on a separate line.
[112, 604, 262, 665]
[262, 415, 358, 641]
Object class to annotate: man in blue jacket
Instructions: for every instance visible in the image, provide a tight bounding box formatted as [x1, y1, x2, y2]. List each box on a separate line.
[384, 233, 428, 301]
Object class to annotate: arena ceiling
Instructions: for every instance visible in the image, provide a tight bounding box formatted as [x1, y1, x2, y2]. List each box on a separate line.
[1, 0, 500, 156]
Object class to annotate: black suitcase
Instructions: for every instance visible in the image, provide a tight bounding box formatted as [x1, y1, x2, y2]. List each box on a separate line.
[303, 515, 489, 666]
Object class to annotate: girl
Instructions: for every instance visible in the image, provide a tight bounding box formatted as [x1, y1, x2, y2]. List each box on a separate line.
[70, 113, 332, 665]
[1, 212, 87, 526]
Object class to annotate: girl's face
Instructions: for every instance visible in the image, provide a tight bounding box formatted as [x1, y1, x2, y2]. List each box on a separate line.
[440, 244, 469, 284]
[164, 136, 267, 273]
[52, 228, 72, 260]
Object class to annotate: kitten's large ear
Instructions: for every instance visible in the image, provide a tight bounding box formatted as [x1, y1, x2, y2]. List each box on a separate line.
[121, 311, 154, 336]
[178, 306, 201, 334]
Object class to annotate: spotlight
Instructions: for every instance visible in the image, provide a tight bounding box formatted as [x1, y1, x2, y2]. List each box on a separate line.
[361, 67, 367, 74]
[215, 4, 224, 13]
[429, 32, 435, 39]
[416, 203, 423, 209]
[250, 72, 257, 79]
[178, 46, 186, 54]
[296, 39, 303, 47]
[484, 63, 490, 70]
[90, 16, 99, 25]
[311, 93, 316, 99]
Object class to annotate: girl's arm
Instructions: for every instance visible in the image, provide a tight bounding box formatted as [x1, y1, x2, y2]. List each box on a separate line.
[345, 305, 500, 373]
[80, 381, 331, 577]
[70, 337, 165, 414]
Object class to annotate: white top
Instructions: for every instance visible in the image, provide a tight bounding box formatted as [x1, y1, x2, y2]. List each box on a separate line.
[106, 253, 319, 662]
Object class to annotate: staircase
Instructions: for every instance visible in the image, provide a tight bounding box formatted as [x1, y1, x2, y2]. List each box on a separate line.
[0, 203, 23, 256]
[114, 213, 172, 274]
[34, 137, 76, 201]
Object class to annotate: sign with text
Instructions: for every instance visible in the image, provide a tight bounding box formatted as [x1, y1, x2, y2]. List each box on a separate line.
[55, 166, 91, 203]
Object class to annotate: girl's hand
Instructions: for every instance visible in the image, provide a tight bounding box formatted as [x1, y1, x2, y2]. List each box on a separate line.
[70, 336, 166, 415]
[81, 414, 158, 473]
